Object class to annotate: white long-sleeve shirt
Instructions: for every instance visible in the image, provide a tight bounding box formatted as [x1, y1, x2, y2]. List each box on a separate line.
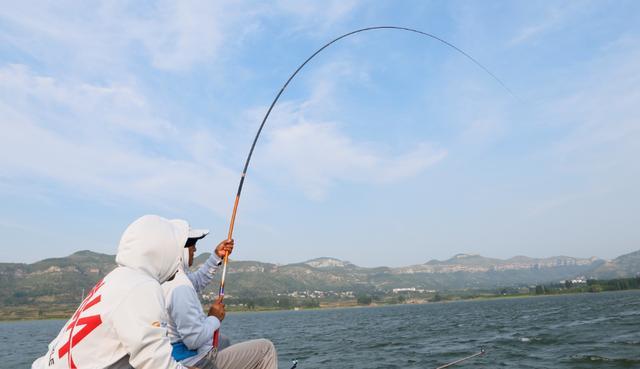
[162, 253, 222, 363]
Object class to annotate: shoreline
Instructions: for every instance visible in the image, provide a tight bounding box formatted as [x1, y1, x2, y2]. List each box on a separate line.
[3, 289, 638, 322]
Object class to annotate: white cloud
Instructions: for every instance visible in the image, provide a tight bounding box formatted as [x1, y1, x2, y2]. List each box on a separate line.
[0, 0, 361, 72]
[254, 71, 447, 199]
[546, 41, 640, 170]
[457, 106, 507, 148]
[508, 3, 582, 46]
[0, 1, 370, 213]
[522, 37, 640, 218]
[509, 20, 557, 46]
[260, 119, 445, 199]
[0, 64, 236, 214]
[238, 56, 447, 199]
[129, 0, 256, 71]
[0, 1, 257, 72]
[1, 64, 174, 139]
[274, 0, 360, 31]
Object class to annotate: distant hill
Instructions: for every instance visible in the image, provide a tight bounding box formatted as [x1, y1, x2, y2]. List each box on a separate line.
[591, 250, 640, 279]
[0, 250, 116, 307]
[2, 250, 638, 308]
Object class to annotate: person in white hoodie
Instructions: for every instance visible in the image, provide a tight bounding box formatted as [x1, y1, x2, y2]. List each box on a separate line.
[163, 232, 278, 369]
[31, 215, 201, 369]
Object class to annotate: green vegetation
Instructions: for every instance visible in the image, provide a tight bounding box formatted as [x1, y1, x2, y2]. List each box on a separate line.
[356, 294, 373, 305]
[532, 276, 640, 295]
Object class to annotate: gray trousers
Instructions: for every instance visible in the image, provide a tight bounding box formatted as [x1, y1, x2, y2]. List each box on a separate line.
[194, 339, 278, 369]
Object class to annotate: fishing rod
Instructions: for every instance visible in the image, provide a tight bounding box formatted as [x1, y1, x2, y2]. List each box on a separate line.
[213, 26, 515, 347]
[281, 348, 485, 369]
[435, 347, 486, 369]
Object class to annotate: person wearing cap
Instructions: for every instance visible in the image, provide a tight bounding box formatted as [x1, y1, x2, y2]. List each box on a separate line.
[31, 215, 200, 369]
[162, 231, 278, 369]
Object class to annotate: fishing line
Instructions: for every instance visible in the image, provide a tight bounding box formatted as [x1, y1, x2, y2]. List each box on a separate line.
[213, 26, 515, 347]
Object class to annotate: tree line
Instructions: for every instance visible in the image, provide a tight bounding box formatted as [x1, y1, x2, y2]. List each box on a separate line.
[533, 276, 640, 295]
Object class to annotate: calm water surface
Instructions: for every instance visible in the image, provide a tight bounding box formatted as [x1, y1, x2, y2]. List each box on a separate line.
[2, 290, 639, 368]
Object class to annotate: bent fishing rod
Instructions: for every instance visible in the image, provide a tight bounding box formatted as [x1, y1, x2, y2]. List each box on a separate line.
[436, 347, 486, 369]
[213, 26, 514, 347]
[286, 347, 485, 369]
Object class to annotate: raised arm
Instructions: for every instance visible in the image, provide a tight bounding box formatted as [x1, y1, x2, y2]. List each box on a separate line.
[187, 239, 233, 293]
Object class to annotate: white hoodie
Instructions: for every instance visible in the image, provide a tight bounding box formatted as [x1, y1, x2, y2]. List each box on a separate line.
[32, 215, 189, 369]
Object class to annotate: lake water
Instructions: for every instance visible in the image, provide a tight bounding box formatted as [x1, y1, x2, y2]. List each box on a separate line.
[3, 290, 639, 368]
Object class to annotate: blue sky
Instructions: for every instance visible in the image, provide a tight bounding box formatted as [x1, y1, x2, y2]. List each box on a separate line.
[1, 1, 639, 266]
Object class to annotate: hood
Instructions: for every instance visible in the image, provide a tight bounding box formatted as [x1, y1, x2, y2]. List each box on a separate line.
[115, 215, 189, 283]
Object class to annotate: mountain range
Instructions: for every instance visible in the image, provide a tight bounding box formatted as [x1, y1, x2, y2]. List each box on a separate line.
[2, 249, 639, 307]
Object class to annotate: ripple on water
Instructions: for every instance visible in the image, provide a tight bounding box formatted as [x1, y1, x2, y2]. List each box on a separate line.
[568, 354, 640, 365]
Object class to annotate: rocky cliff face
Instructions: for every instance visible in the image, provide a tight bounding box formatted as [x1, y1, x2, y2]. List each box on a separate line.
[394, 254, 602, 274]
[2, 249, 637, 306]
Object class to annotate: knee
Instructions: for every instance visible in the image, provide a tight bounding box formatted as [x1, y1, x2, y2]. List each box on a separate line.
[256, 338, 275, 354]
